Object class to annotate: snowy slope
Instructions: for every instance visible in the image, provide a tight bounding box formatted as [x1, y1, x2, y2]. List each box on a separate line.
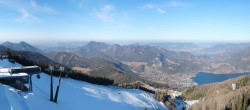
[0, 59, 168, 110]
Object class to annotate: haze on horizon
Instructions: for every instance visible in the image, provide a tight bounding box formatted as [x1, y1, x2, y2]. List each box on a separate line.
[0, 0, 249, 43]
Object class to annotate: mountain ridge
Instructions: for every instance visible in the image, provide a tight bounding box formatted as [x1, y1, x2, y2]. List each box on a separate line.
[2, 41, 41, 53]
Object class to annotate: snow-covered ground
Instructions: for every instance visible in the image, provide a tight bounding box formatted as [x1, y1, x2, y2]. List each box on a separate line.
[0, 67, 28, 78]
[0, 59, 168, 110]
[185, 100, 199, 109]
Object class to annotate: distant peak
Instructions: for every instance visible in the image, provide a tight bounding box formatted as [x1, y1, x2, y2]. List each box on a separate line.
[88, 41, 105, 45]
[113, 44, 121, 47]
[86, 41, 109, 47]
[89, 41, 97, 43]
[20, 41, 26, 43]
[2, 41, 13, 44]
[19, 41, 29, 44]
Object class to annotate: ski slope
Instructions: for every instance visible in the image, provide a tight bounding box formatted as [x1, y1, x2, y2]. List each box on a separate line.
[0, 59, 167, 110]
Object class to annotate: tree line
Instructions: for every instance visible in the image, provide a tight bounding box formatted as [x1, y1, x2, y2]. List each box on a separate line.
[7, 50, 114, 86]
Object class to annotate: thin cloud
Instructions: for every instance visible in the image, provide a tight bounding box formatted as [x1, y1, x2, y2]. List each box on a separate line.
[141, 3, 166, 14]
[95, 4, 114, 22]
[16, 9, 29, 21]
[143, 3, 155, 9]
[78, 0, 88, 7]
[156, 8, 166, 14]
[141, 1, 193, 14]
[93, 4, 130, 28]
[15, 8, 41, 22]
[30, 0, 56, 13]
[0, 0, 56, 22]
[166, 1, 194, 7]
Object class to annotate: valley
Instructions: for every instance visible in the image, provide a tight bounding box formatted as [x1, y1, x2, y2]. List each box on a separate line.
[1, 1, 249, 109]
[2, 41, 250, 89]
[1, 41, 250, 110]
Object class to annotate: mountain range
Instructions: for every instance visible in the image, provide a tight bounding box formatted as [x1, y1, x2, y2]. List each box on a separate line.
[1, 40, 250, 109]
[48, 41, 211, 87]
[52, 52, 138, 84]
[1, 41, 250, 89]
[2, 41, 41, 53]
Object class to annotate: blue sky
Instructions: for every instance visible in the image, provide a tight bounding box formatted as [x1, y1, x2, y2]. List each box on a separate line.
[0, 0, 250, 42]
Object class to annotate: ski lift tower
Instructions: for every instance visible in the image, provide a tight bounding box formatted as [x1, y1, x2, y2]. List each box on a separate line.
[49, 65, 54, 101]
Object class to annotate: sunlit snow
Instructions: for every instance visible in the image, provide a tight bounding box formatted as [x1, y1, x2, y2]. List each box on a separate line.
[0, 59, 167, 110]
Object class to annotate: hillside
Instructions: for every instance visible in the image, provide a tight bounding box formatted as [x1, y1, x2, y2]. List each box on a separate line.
[1, 45, 167, 89]
[203, 46, 250, 74]
[0, 45, 7, 51]
[2, 41, 41, 53]
[11, 50, 58, 66]
[0, 59, 167, 110]
[149, 43, 206, 53]
[52, 52, 138, 84]
[36, 41, 250, 88]
[73, 41, 210, 87]
[227, 46, 250, 71]
[199, 43, 250, 55]
[4, 41, 250, 89]
[77, 41, 111, 59]
[182, 75, 250, 110]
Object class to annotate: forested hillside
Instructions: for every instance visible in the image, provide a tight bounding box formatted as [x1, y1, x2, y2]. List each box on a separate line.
[182, 75, 250, 110]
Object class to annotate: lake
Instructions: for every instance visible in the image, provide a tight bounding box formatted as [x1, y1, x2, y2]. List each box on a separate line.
[192, 72, 250, 84]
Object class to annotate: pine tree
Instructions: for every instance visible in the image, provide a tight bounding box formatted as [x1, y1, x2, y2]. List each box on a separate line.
[232, 100, 236, 110]
[242, 94, 249, 110]
[237, 95, 243, 110]
[5, 48, 12, 58]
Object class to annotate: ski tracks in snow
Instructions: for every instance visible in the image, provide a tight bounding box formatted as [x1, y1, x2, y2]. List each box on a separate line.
[0, 85, 30, 110]
[0, 85, 12, 110]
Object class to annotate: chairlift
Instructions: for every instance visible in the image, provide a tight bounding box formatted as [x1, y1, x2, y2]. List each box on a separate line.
[59, 67, 64, 72]
[49, 65, 54, 71]
[37, 74, 41, 79]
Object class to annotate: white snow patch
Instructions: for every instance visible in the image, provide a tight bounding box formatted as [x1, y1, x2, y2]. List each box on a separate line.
[185, 100, 199, 109]
[186, 100, 199, 106]
[0, 59, 168, 110]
